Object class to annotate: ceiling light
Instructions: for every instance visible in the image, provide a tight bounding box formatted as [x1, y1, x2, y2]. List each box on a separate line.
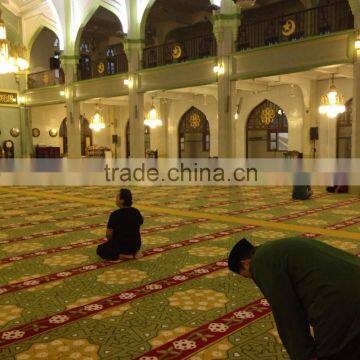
[144, 101, 162, 129]
[0, 10, 29, 75]
[90, 104, 106, 132]
[319, 75, 346, 119]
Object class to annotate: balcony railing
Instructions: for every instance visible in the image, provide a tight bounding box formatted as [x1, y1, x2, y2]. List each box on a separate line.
[28, 69, 65, 89]
[78, 53, 128, 81]
[237, 0, 354, 51]
[143, 34, 217, 69]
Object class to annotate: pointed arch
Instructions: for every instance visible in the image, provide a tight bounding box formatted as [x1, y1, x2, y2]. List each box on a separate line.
[138, 0, 229, 35]
[25, 18, 61, 58]
[178, 107, 210, 158]
[59, 117, 93, 156]
[139, 0, 215, 40]
[138, 0, 156, 39]
[74, 1, 128, 57]
[246, 99, 288, 158]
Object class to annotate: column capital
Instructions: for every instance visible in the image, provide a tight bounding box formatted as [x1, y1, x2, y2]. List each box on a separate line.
[212, 12, 241, 50]
[348, 0, 360, 25]
[124, 38, 145, 53]
[60, 54, 80, 64]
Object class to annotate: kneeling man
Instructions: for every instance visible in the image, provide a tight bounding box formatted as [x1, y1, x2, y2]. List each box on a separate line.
[228, 237, 360, 360]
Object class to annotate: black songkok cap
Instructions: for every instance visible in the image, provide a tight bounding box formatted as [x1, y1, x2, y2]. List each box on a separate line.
[228, 238, 254, 273]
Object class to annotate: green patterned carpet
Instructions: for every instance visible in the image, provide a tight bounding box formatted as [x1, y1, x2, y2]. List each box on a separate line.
[0, 186, 358, 359]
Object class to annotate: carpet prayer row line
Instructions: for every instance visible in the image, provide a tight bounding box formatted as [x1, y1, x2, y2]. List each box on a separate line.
[0, 186, 359, 359]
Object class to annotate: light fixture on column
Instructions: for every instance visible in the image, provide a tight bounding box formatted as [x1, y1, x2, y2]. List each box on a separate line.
[144, 100, 162, 129]
[213, 64, 225, 74]
[234, 103, 240, 120]
[90, 103, 106, 132]
[124, 78, 133, 87]
[318, 74, 346, 119]
[355, 30, 360, 50]
[233, 0, 256, 9]
[0, 10, 29, 75]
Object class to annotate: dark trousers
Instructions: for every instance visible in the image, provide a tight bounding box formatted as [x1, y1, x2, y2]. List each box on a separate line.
[96, 241, 120, 261]
[96, 238, 141, 261]
[320, 333, 360, 360]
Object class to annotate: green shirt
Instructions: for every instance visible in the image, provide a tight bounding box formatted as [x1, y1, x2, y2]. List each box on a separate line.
[250, 237, 360, 360]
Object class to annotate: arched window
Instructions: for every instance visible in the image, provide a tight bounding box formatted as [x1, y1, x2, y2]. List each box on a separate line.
[80, 41, 90, 54]
[337, 99, 352, 158]
[59, 116, 93, 156]
[246, 100, 288, 158]
[178, 107, 210, 158]
[106, 47, 117, 74]
[53, 38, 60, 49]
[106, 48, 116, 57]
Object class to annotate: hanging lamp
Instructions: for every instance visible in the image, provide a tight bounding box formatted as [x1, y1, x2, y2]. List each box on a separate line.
[319, 74, 346, 119]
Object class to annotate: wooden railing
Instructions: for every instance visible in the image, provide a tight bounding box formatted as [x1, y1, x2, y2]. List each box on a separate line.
[78, 53, 128, 81]
[28, 69, 65, 89]
[143, 34, 217, 69]
[237, 0, 354, 51]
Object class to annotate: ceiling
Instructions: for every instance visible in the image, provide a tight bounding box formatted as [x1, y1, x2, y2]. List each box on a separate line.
[1, 0, 44, 15]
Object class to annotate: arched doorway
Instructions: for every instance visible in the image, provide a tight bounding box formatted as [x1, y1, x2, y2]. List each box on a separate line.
[178, 107, 210, 158]
[246, 100, 288, 158]
[59, 117, 93, 156]
[125, 121, 151, 158]
[337, 99, 352, 158]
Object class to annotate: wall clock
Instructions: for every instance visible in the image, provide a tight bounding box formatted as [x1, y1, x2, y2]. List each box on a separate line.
[10, 128, 20, 137]
[49, 129, 58, 137]
[32, 128, 40, 137]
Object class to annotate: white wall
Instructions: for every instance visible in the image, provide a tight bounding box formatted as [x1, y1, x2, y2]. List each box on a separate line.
[31, 104, 66, 152]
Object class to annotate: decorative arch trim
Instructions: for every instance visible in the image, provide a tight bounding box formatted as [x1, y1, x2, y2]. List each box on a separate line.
[247, 99, 288, 131]
[26, 17, 61, 57]
[178, 106, 210, 133]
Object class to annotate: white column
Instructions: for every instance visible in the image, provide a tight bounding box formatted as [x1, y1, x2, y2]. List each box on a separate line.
[14, 74, 33, 158]
[318, 117, 337, 158]
[125, 40, 145, 158]
[352, 12, 360, 159]
[214, 14, 239, 158]
[151, 99, 168, 157]
[350, 13, 360, 193]
[19, 106, 33, 157]
[61, 57, 81, 158]
[303, 80, 318, 158]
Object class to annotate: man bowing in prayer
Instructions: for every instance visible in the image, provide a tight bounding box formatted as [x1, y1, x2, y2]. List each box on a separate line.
[228, 237, 360, 360]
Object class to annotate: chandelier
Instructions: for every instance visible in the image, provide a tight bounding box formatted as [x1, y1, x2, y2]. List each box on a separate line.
[144, 101, 162, 129]
[233, 0, 256, 9]
[0, 11, 29, 75]
[90, 105, 106, 132]
[319, 75, 346, 119]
